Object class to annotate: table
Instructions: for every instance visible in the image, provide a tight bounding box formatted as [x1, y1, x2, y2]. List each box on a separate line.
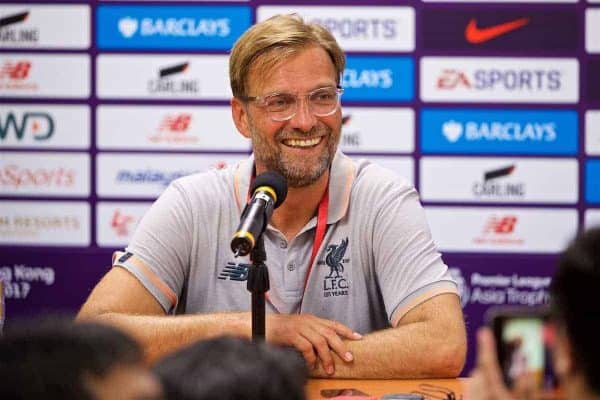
[307, 378, 468, 399]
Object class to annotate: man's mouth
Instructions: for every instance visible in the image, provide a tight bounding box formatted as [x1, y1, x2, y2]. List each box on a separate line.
[282, 137, 323, 148]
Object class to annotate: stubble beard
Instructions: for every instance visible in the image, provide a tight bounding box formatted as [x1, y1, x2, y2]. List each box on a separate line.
[249, 121, 339, 188]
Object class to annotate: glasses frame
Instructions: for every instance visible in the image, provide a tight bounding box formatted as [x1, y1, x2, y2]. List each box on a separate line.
[238, 85, 344, 122]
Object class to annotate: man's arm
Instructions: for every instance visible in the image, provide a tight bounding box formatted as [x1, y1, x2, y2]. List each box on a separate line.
[311, 293, 467, 379]
[77, 266, 360, 368]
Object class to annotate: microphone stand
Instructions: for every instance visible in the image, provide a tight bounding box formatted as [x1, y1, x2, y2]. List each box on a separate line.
[247, 235, 269, 342]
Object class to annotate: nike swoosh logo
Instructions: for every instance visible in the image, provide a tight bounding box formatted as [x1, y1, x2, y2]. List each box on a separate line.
[465, 17, 530, 44]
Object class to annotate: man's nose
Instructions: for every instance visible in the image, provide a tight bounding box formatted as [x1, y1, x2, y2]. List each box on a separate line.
[288, 96, 317, 132]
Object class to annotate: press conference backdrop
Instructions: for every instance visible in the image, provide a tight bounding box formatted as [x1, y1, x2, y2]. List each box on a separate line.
[0, 0, 598, 372]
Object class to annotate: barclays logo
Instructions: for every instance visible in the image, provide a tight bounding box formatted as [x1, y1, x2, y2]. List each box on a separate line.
[98, 5, 251, 50]
[440, 120, 557, 143]
[422, 108, 578, 155]
[117, 16, 230, 39]
[342, 56, 413, 102]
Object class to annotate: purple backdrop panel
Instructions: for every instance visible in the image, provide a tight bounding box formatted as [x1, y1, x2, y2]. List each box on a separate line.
[444, 252, 559, 374]
[1, 248, 113, 324]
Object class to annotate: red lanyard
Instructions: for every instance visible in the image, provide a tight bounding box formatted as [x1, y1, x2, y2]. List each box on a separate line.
[246, 175, 330, 313]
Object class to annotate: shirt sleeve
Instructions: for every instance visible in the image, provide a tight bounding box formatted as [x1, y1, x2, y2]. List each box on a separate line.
[368, 168, 459, 326]
[112, 181, 194, 313]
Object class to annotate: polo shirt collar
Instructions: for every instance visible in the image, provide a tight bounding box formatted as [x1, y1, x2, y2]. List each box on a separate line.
[233, 150, 356, 225]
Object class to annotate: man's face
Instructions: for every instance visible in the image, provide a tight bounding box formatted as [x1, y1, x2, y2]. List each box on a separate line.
[237, 45, 342, 188]
[86, 363, 164, 400]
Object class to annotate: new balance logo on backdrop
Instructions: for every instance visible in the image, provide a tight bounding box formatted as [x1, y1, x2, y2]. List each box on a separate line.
[149, 114, 197, 144]
[423, 8, 577, 51]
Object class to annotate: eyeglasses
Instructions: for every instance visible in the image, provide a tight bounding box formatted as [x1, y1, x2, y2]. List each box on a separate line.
[239, 86, 343, 122]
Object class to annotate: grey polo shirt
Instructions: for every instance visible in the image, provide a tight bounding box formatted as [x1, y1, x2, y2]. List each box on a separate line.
[113, 151, 458, 333]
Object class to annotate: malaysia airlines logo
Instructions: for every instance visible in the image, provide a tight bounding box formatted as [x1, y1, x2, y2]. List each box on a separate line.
[110, 209, 134, 237]
[464, 17, 530, 44]
[148, 113, 197, 144]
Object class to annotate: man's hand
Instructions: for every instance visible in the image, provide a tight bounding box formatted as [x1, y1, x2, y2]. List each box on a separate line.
[469, 327, 539, 400]
[266, 314, 362, 375]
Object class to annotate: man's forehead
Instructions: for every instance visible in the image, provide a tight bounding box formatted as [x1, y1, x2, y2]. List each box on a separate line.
[246, 45, 337, 94]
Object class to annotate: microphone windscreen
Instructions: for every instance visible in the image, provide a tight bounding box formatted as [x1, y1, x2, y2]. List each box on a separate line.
[251, 171, 288, 208]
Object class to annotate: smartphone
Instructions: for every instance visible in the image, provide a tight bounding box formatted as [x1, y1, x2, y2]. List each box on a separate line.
[487, 306, 558, 390]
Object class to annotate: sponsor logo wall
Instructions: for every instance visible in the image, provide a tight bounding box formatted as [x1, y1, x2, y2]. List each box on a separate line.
[1, 0, 597, 373]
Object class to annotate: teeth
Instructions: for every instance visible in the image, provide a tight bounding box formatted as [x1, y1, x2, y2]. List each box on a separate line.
[283, 137, 322, 148]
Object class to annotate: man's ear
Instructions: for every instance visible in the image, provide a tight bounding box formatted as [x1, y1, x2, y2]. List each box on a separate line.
[231, 97, 251, 139]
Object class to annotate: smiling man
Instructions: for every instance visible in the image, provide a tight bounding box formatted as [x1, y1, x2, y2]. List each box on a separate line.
[78, 14, 466, 379]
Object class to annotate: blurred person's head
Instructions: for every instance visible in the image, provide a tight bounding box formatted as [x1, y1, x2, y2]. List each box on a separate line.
[0, 318, 163, 400]
[154, 336, 307, 400]
[549, 227, 600, 398]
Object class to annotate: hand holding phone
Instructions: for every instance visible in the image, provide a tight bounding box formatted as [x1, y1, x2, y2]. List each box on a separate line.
[487, 306, 558, 390]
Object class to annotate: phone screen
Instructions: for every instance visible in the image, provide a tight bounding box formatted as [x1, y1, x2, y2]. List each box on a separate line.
[491, 310, 558, 390]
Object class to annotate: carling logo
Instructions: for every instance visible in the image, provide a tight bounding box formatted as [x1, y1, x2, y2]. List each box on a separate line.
[421, 57, 579, 103]
[420, 157, 578, 204]
[340, 107, 414, 153]
[97, 5, 251, 50]
[0, 5, 90, 49]
[96, 54, 230, 100]
[257, 6, 414, 52]
[422, 8, 577, 51]
[342, 56, 413, 101]
[148, 62, 198, 95]
[421, 108, 578, 155]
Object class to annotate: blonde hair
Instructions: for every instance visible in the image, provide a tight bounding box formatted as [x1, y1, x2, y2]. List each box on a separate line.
[229, 14, 345, 98]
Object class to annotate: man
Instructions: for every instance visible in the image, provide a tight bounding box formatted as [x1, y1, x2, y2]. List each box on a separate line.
[468, 228, 600, 400]
[78, 14, 466, 378]
[0, 318, 163, 400]
[154, 336, 307, 400]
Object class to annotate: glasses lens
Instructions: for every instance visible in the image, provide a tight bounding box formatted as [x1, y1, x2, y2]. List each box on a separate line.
[265, 93, 295, 115]
[309, 88, 339, 116]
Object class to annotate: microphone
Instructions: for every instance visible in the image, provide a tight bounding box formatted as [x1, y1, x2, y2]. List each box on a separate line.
[231, 171, 288, 257]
